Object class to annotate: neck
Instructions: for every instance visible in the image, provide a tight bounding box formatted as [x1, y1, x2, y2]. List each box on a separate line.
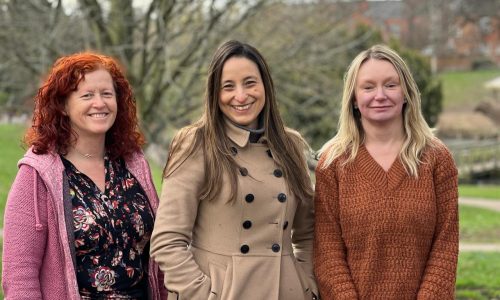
[68, 137, 106, 161]
[362, 119, 405, 146]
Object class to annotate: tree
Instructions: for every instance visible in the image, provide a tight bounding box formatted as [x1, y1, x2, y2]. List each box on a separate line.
[76, 0, 268, 146]
[390, 41, 443, 127]
[0, 0, 443, 155]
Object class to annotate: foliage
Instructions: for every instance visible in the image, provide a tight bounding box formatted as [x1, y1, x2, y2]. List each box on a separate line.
[0, 0, 446, 153]
[214, 3, 386, 149]
[459, 184, 500, 200]
[459, 205, 500, 243]
[389, 41, 443, 127]
[0, 124, 26, 225]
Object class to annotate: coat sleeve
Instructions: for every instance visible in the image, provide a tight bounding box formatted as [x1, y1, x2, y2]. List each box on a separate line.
[150, 146, 212, 300]
[2, 165, 48, 300]
[417, 146, 459, 299]
[292, 178, 318, 298]
[314, 160, 358, 299]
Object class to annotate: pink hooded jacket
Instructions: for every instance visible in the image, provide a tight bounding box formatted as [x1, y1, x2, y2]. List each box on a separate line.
[2, 148, 167, 299]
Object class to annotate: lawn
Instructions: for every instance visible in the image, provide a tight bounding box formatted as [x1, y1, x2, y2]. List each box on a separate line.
[459, 205, 500, 243]
[0, 124, 26, 225]
[440, 69, 500, 110]
[150, 161, 163, 195]
[457, 252, 500, 300]
[459, 184, 500, 200]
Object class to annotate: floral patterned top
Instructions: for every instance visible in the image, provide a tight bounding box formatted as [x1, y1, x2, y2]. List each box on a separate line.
[62, 155, 154, 299]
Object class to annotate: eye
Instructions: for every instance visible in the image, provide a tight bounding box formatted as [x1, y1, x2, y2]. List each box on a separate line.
[102, 91, 114, 98]
[81, 93, 93, 100]
[362, 85, 374, 91]
[222, 83, 234, 90]
[245, 80, 256, 87]
[386, 83, 398, 88]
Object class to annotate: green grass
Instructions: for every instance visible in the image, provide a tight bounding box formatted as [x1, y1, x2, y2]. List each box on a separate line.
[0, 124, 26, 225]
[440, 69, 500, 110]
[457, 252, 500, 299]
[459, 184, 500, 200]
[459, 206, 500, 243]
[150, 161, 163, 195]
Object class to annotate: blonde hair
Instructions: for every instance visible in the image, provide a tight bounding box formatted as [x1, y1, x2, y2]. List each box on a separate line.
[319, 44, 436, 177]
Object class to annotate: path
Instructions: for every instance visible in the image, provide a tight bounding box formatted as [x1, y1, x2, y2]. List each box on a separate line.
[459, 197, 500, 252]
[459, 197, 500, 212]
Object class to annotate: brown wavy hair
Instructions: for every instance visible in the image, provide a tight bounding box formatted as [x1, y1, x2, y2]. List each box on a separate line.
[25, 52, 145, 159]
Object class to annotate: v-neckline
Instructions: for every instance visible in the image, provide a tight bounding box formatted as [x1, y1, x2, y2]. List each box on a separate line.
[358, 144, 408, 191]
[62, 155, 109, 195]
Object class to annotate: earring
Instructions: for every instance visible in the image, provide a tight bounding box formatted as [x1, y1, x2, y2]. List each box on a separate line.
[353, 104, 358, 109]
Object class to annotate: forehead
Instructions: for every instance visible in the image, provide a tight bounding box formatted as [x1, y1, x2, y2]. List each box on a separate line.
[76, 69, 114, 89]
[221, 56, 261, 79]
[357, 58, 399, 81]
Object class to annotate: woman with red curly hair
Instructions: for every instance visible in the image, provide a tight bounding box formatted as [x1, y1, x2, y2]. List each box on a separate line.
[2, 52, 167, 299]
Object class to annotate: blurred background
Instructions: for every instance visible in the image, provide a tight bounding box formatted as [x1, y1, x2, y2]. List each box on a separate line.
[0, 0, 499, 299]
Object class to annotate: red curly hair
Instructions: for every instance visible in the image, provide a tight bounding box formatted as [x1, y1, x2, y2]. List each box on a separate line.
[25, 52, 145, 159]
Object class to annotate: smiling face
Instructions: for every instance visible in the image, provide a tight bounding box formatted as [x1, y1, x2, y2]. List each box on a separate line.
[218, 56, 266, 129]
[65, 68, 117, 140]
[354, 58, 405, 126]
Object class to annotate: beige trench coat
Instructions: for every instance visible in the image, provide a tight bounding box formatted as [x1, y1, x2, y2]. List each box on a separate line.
[151, 120, 317, 300]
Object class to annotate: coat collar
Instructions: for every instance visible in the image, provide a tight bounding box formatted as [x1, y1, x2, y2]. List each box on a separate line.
[225, 118, 251, 148]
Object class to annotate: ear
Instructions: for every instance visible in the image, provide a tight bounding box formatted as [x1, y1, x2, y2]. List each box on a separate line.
[62, 102, 68, 116]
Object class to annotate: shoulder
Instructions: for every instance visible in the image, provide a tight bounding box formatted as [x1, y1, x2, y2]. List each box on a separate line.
[124, 150, 148, 173]
[165, 126, 204, 177]
[315, 143, 350, 173]
[19, 147, 60, 173]
[284, 127, 305, 143]
[423, 138, 455, 165]
[315, 150, 341, 180]
[421, 139, 458, 178]
[284, 127, 311, 153]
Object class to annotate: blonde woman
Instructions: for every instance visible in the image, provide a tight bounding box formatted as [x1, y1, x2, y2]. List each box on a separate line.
[314, 44, 458, 299]
[151, 40, 318, 300]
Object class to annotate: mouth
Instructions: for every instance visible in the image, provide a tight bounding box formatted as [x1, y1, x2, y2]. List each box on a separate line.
[88, 113, 109, 118]
[371, 106, 391, 109]
[231, 101, 255, 112]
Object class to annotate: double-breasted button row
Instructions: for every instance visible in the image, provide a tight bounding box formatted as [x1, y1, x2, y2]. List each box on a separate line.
[242, 220, 252, 229]
[240, 243, 281, 254]
[230, 146, 238, 156]
[277, 193, 287, 203]
[240, 244, 250, 254]
[245, 194, 254, 203]
[239, 167, 248, 176]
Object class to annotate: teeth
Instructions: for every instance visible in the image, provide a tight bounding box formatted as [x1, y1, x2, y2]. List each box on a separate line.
[89, 113, 108, 118]
[232, 104, 251, 111]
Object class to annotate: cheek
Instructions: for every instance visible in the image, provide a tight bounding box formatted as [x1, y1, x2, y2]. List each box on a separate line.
[218, 92, 230, 105]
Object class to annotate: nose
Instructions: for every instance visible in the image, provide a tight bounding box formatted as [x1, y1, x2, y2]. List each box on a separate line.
[374, 87, 387, 101]
[234, 86, 248, 103]
[92, 94, 106, 108]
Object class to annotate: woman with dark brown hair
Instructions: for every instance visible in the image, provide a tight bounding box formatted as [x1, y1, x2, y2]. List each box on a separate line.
[2, 52, 167, 299]
[150, 40, 318, 300]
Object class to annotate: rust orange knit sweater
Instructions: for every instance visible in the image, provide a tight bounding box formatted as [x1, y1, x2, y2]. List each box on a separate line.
[314, 142, 459, 300]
